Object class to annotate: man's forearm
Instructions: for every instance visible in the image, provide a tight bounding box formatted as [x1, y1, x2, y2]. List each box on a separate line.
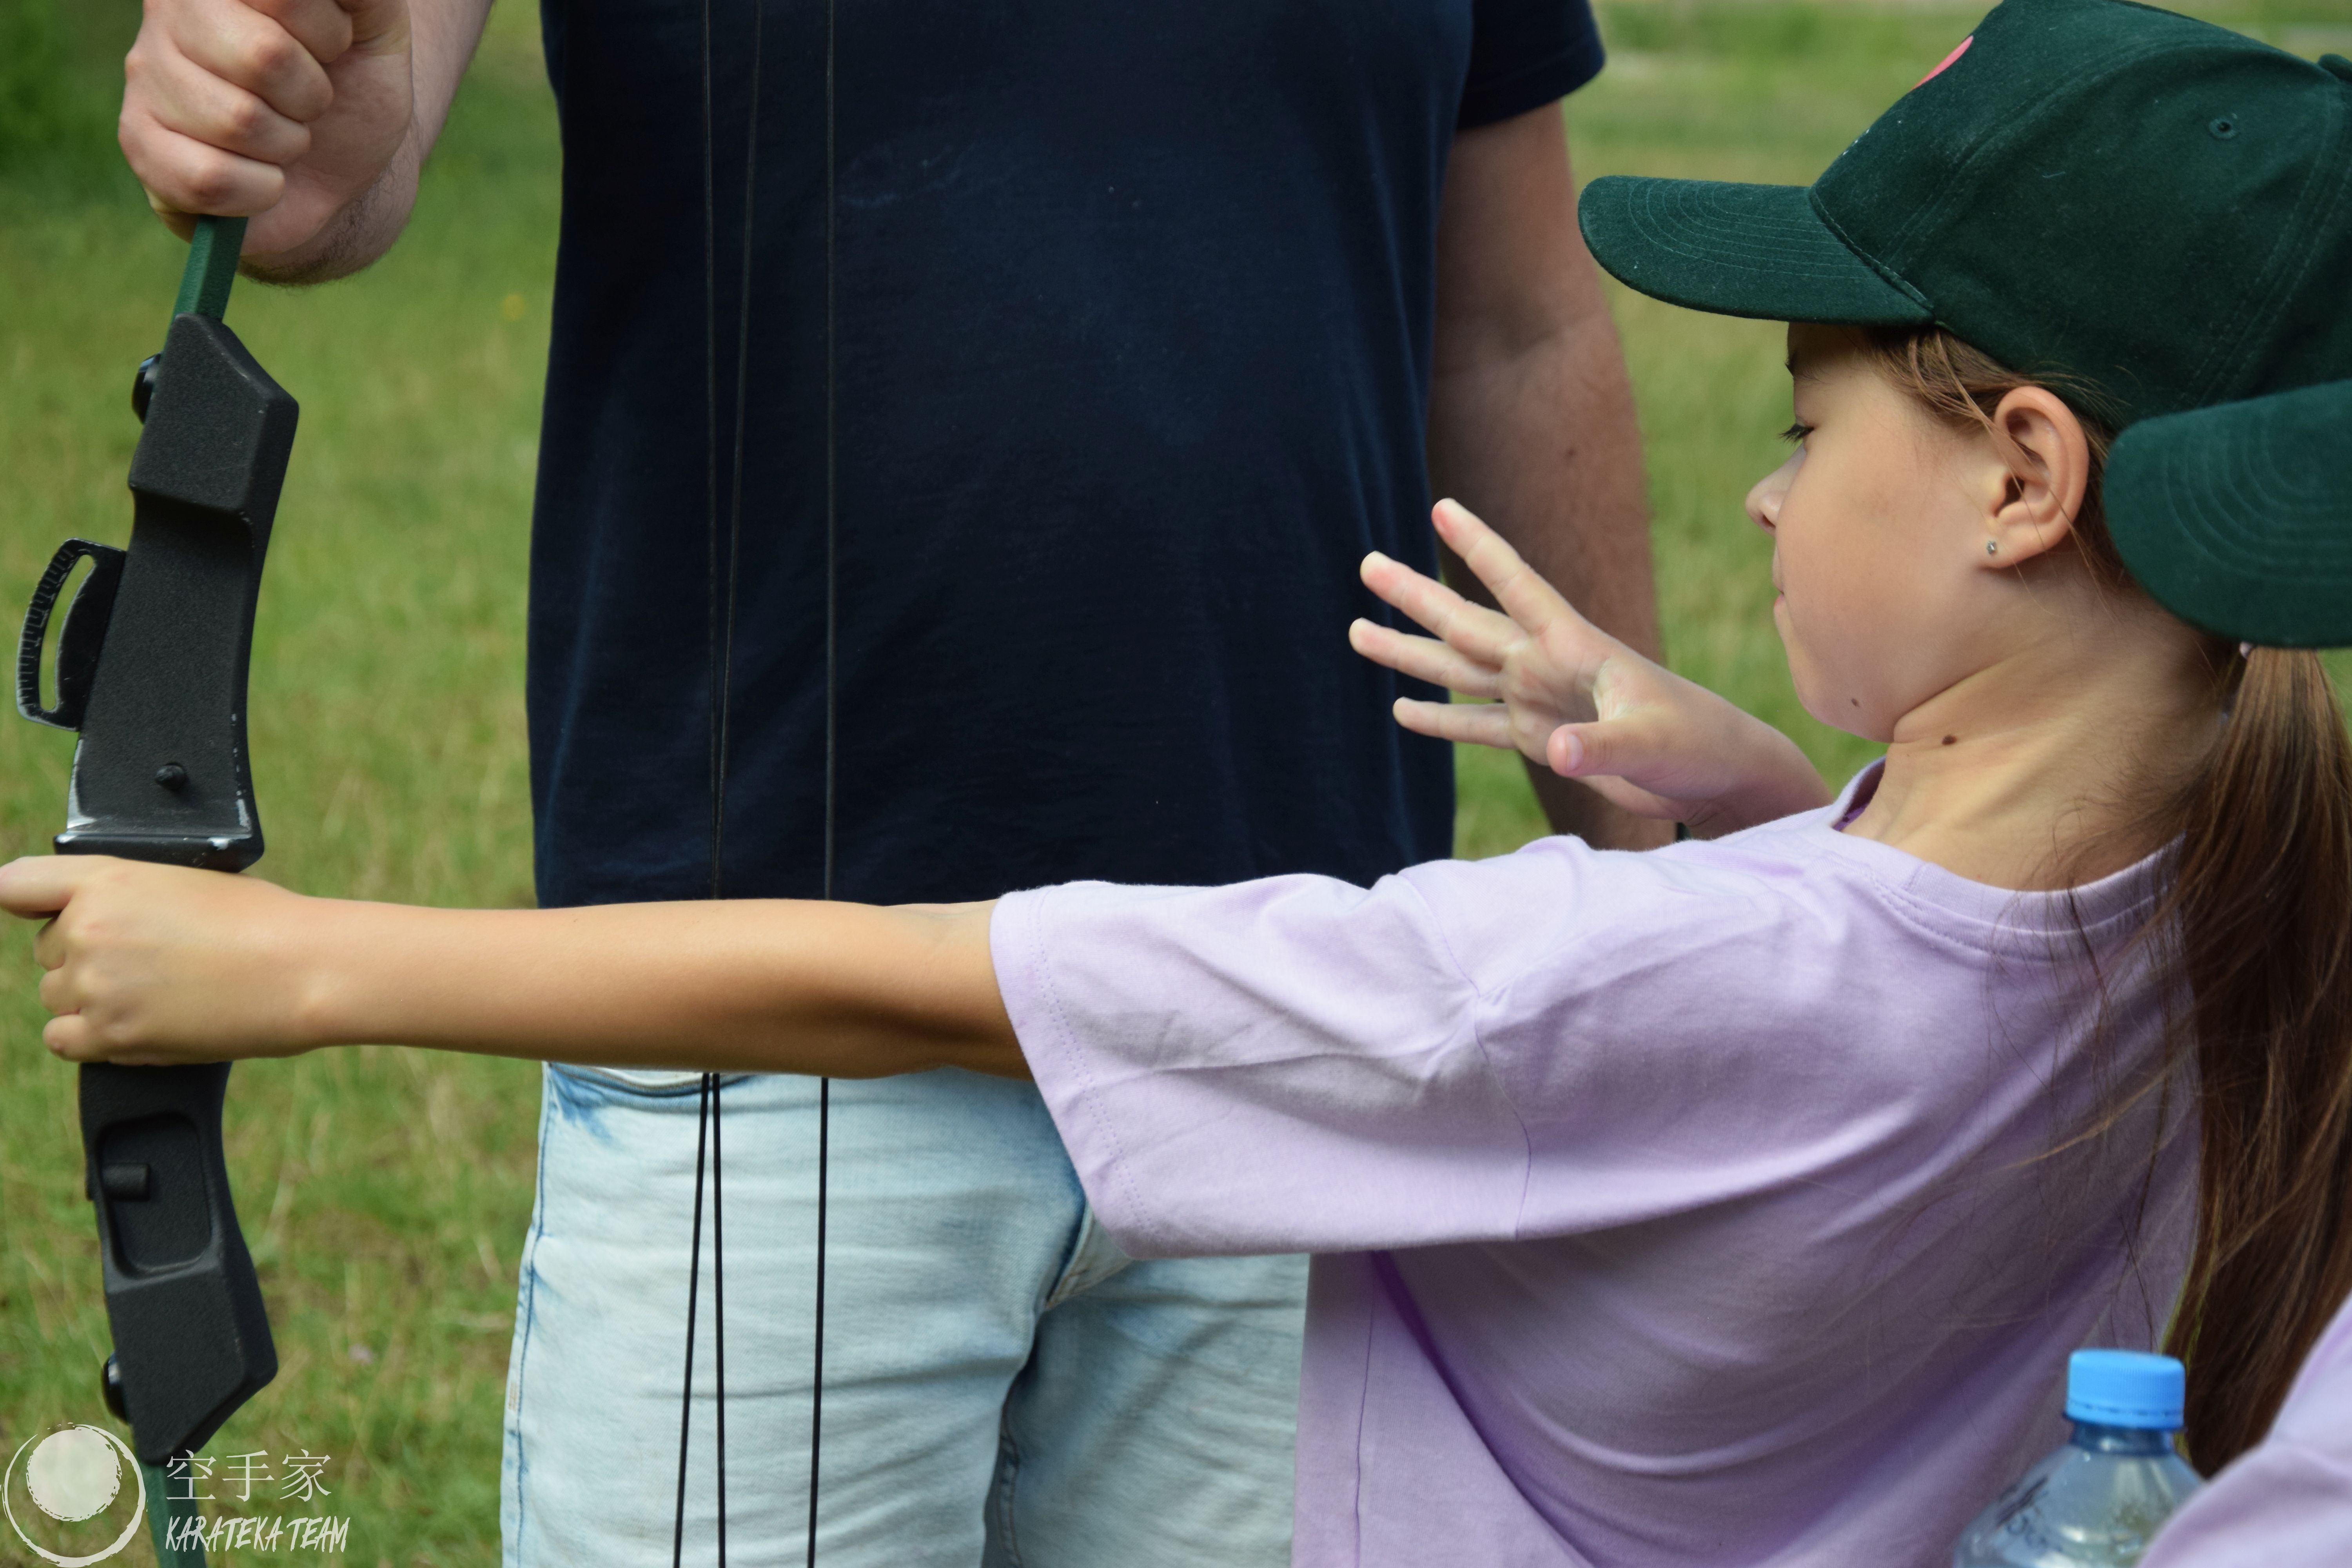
[1427, 318, 1666, 847]
[1427, 306, 1655, 661]
[1428, 103, 1665, 848]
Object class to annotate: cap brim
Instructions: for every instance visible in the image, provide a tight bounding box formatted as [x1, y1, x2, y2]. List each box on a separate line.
[1578, 177, 1931, 326]
[2107, 379, 2352, 648]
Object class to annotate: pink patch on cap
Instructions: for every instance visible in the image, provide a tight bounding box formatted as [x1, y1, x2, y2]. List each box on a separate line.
[1915, 35, 1973, 88]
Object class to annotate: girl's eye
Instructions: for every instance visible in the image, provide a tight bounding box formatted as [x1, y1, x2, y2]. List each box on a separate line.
[1779, 421, 1814, 446]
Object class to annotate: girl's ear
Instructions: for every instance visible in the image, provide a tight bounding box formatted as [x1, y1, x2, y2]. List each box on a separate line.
[1979, 387, 2092, 568]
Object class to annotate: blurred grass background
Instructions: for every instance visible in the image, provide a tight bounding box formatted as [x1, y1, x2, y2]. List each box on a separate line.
[3, 0, 2348, 1562]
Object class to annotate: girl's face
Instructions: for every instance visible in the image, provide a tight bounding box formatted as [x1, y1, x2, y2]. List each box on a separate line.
[1745, 325, 1995, 741]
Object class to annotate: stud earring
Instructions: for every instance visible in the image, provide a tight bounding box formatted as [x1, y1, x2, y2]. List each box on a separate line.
[1985, 540, 2000, 555]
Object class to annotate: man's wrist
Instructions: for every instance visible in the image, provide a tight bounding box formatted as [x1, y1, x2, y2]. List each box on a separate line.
[243, 143, 424, 286]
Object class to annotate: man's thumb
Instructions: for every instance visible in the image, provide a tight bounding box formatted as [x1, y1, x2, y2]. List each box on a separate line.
[346, 0, 414, 56]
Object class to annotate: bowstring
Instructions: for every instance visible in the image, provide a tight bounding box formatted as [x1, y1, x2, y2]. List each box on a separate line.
[681, 0, 835, 1562]
[809, 0, 840, 1559]
[675, 0, 720, 1555]
[710, 0, 766, 1545]
[672, 1073, 711, 1568]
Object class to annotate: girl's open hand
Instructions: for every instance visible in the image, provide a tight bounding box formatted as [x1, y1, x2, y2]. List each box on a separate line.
[0, 856, 320, 1064]
[1350, 499, 1830, 838]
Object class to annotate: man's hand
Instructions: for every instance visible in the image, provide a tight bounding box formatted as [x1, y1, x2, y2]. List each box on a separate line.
[0, 856, 320, 1065]
[121, 0, 416, 268]
[1352, 500, 1830, 839]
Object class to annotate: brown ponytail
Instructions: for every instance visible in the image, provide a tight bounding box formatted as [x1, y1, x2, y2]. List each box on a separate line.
[1865, 326, 2352, 1471]
[2159, 648, 2352, 1468]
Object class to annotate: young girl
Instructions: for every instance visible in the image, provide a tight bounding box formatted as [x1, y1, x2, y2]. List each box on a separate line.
[12, 0, 2352, 1562]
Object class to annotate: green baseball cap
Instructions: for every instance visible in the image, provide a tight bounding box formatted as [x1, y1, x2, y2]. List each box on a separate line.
[1577, 0, 2352, 642]
[2105, 379, 2352, 647]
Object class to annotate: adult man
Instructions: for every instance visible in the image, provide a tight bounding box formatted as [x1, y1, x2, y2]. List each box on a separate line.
[118, 0, 1657, 1561]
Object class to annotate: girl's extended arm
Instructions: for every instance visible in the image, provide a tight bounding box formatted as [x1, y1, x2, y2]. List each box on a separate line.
[0, 855, 1023, 1076]
[1351, 499, 1830, 837]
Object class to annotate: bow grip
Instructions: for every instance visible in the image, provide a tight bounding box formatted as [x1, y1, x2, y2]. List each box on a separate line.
[17, 539, 128, 730]
[54, 311, 296, 870]
[81, 1061, 278, 1464]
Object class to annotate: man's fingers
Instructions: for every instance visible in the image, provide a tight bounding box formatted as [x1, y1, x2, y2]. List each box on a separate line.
[1348, 620, 1503, 699]
[1391, 698, 1514, 750]
[129, 34, 316, 167]
[1359, 552, 1521, 665]
[338, 0, 413, 54]
[164, 0, 338, 123]
[120, 112, 290, 219]
[245, 0, 360, 69]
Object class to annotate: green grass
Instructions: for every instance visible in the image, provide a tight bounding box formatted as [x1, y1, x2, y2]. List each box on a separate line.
[2, 5, 553, 1562]
[4, 0, 2350, 1561]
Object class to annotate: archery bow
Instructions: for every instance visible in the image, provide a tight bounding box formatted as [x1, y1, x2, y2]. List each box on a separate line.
[16, 212, 291, 1568]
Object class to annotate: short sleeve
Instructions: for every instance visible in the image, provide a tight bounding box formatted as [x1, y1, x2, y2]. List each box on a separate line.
[1459, 0, 1606, 128]
[992, 873, 1529, 1259]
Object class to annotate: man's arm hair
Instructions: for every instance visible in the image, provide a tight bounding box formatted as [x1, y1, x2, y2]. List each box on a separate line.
[254, 0, 498, 282]
[1426, 100, 1667, 849]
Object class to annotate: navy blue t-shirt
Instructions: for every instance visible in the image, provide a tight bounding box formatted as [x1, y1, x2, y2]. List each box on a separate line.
[530, 0, 1604, 908]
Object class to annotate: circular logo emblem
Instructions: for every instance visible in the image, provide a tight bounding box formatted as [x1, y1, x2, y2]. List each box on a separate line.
[4, 1426, 146, 1566]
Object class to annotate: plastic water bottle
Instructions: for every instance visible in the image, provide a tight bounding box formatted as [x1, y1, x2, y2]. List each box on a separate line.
[1953, 1350, 2203, 1567]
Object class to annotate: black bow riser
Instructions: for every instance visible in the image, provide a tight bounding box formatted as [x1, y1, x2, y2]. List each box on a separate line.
[16, 307, 294, 1466]
[43, 312, 296, 870]
[81, 1060, 278, 1464]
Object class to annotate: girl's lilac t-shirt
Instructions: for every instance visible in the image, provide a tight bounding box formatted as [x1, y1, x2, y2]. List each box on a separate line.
[990, 776, 2194, 1568]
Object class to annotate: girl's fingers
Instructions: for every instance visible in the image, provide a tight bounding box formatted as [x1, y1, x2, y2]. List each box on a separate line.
[1431, 499, 1598, 648]
[1359, 552, 1521, 664]
[0, 856, 91, 920]
[44, 1015, 111, 1065]
[1549, 720, 1637, 781]
[1390, 697, 1514, 750]
[38, 962, 77, 1019]
[1348, 620, 1503, 698]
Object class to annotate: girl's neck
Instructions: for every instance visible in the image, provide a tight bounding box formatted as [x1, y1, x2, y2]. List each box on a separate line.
[1842, 619, 2223, 891]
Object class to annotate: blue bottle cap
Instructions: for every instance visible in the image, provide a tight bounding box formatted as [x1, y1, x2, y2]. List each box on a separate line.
[2066, 1349, 2186, 1430]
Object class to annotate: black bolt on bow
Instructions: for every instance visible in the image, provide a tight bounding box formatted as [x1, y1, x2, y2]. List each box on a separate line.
[17, 213, 294, 1567]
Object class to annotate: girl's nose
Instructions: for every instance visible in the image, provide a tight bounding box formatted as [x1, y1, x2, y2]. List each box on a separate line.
[1746, 447, 1803, 534]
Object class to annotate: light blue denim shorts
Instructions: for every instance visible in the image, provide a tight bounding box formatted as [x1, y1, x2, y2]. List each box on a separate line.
[501, 1064, 1305, 1566]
